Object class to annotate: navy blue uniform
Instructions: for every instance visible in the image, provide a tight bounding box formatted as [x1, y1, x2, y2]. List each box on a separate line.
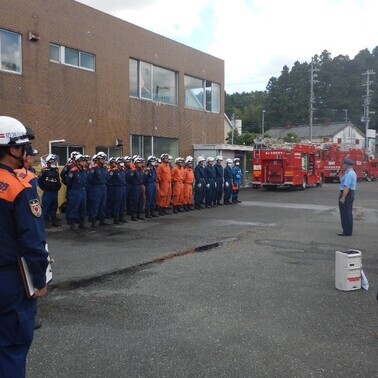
[223, 165, 233, 203]
[65, 166, 87, 223]
[128, 167, 145, 215]
[0, 163, 48, 378]
[214, 163, 224, 203]
[143, 166, 157, 212]
[194, 164, 206, 207]
[107, 167, 126, 220]
[204, 164, 216, 206]
[87, 164, 108, 221]
[38, 167, 61, 223]
[231, 164, 242, 202]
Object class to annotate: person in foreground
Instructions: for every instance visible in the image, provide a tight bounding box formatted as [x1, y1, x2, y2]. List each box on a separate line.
[338, 157, 357, 236]
[0, 116, 48, 378]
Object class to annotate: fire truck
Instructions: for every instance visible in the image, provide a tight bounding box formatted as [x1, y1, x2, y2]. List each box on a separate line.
[252, 144, 323, 189]
[321, 143, 374, 182]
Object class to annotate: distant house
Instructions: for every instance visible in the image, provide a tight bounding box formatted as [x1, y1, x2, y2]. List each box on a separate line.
[224, 114, 242, 143]
[266, 122, 366, 149]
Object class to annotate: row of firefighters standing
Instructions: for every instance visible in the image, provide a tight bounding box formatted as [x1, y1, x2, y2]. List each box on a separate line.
[38, 152, 243, 231]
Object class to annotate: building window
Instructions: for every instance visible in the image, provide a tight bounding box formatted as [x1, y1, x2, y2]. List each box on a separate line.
[337, 138, 342, 144]
[131, 135, 178, 159]
[355, 139, 359, 145]
[0, 29, 22, 74]
[129, 59, 177, 105]
[95, 147, 123, 158]
[184, 75, 220, 113]
[49, 43, 95, 71]
[51, 145, 84, 165]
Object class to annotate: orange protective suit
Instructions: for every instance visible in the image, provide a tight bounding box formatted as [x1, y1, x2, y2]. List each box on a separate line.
[182, 167, 194, 205]
[156, 162, 172, 208]
[171, 165, 185, 206]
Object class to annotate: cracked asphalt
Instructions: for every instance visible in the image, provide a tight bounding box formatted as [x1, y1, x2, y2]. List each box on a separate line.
[28, 182, 378, 377]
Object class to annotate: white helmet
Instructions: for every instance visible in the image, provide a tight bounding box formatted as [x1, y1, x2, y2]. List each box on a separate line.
[215, 155, 223, 161]
[46, 154, 57, 164]
[175, 157, 184, 164]
[233, 157, 240, 163]
[74, 153, 85, 162]
[134, 157, 143, 163]
[207, 157, 215, 163]
[0, 116, 30, 146]
[185, 156, 193, 164]
[70, 151, 79, 159]
[147, 155, 156, 163]
[108, 157, 117, 163]
[97, 152, 107, 159]
[123, 156, 131, 162]
[226, 158, 233, 164]
[92, 154, 98, 161]
[161, 153, 169, 160]
[196, 156, 205, 164]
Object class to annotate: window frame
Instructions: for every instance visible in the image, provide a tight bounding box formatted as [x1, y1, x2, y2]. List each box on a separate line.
[0, 28, 22, 74]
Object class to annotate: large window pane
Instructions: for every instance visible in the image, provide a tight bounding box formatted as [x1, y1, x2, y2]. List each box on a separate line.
[49, 44, 60, 62]
[153, 66, 177, 104]
[205, 80, 212, 112]
[184, 75, 204, 110]
[211, 82, 220, 113]
[129, 59, 138, 97]
[131, 135, 142, 156]
[153, 137, 178, 160]
[80, 51, 95, 70]
[0, 29, 22, 73]
[65, 47, 79, 66]
[140, 62, 152, 99]
[144, 136, 152, 157]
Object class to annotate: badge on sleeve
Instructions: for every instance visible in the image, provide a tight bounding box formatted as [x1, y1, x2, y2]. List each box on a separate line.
[29, 199, 42, 217]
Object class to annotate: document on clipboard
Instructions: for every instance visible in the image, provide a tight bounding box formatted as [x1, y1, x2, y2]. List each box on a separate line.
[18, 245, 53, 298]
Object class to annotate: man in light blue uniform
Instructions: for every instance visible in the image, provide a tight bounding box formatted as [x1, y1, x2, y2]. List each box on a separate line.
[338, 157, 357, 236]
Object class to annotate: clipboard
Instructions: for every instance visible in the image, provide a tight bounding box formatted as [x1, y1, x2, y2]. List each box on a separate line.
[18, 251, 53, 298]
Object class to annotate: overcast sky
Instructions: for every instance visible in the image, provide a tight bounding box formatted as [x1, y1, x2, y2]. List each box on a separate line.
[76, 0, 378, 93]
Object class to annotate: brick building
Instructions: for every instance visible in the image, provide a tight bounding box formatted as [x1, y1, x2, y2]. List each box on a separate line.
[0, 0, 224, 163]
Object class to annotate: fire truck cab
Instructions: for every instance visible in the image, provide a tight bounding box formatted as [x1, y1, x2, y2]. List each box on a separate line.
[252, 144, 323, 190]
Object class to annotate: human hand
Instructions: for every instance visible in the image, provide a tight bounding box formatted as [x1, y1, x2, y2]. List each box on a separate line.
[34, 286, 48, 298]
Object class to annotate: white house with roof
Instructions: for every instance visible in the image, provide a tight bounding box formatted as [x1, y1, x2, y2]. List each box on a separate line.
[266, 122, 366, 150]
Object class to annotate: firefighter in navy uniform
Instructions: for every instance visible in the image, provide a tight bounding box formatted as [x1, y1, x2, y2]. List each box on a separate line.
[128, 157, 145, 221]
[223, 158, 233, 205]
[0, 116, 48, 378]
[204, 157, 216, 208]
[38, 154, 62, 228]
[143, 156, 158, 218]
[214, 155, 224, 206]
[194, 156, 206, 209]
[65, 154, 88, 231]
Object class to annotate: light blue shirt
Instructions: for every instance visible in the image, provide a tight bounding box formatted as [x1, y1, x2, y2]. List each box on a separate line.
[339, 168, 357, 191]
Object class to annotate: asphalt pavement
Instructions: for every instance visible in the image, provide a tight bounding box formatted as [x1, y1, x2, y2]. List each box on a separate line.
[28, 182, 378, 377]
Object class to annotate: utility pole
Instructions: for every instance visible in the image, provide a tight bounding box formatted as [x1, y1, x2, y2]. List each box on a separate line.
[261, 109, 266, 138]
[342, 109, 348, 123]
[362, 70, 375, 151]
[309, 59, 317, 142]
[231, 113, 235, 145]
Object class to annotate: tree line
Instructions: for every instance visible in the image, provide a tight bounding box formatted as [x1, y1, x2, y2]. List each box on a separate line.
[225, 47, 378, 145]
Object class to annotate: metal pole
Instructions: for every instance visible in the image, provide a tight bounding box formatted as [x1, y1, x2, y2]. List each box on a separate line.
[261, 109, 265, 138]
[231, 113, 235, 145]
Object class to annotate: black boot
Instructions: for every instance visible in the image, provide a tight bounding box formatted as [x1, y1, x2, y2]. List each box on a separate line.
[119, 216, 128, 223]
[113, 216, 120, 225]
[70, 222, 78, 231]
[217, 200, 223, 206]
[178, 206, 184, 212]
[159, 207, 165, 216]
[164, 208, 170, 215]
[99, 217, 110, 226]
[90, 218, 98, 227]
[79, 220, 89, 229]
[51, 217, 61, 227]
[151, 211, 159, 217]
[131, 213, 137, 221]
[145, 209, 151, 218]
[173, 206, 178, 214]
[137, 213, 145, 220]
[45, 219, 52, 229]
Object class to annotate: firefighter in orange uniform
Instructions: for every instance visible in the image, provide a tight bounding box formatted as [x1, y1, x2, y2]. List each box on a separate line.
[182, 156, 194, 211]
[156, 153, 172, 215]
[171, 157, 185, 213]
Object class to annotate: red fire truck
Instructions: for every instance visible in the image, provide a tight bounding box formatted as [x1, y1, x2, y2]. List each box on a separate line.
[252, 144, 323, 189]
[321, 143, 374, 182]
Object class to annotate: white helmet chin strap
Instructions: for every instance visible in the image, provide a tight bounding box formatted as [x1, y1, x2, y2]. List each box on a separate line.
[7, 145, 26, 169]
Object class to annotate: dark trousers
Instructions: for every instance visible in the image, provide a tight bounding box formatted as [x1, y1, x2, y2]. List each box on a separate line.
[0, 270, 36, 378]
[339, 190, 354, 235]
[41, 191, 58, 220]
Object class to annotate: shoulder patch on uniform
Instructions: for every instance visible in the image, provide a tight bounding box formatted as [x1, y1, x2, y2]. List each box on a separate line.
[29, 198, 42, 217]
[110, 171, 113, 176]
[68, 172, 74, 178]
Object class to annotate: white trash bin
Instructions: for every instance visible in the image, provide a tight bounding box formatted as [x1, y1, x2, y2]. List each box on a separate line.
[335, 250, 362, 291]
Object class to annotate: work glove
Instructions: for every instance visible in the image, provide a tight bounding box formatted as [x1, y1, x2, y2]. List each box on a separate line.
[225, 182, 229, 187]
[197, 183, 202, 188]
[206, 184, 210, 188]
